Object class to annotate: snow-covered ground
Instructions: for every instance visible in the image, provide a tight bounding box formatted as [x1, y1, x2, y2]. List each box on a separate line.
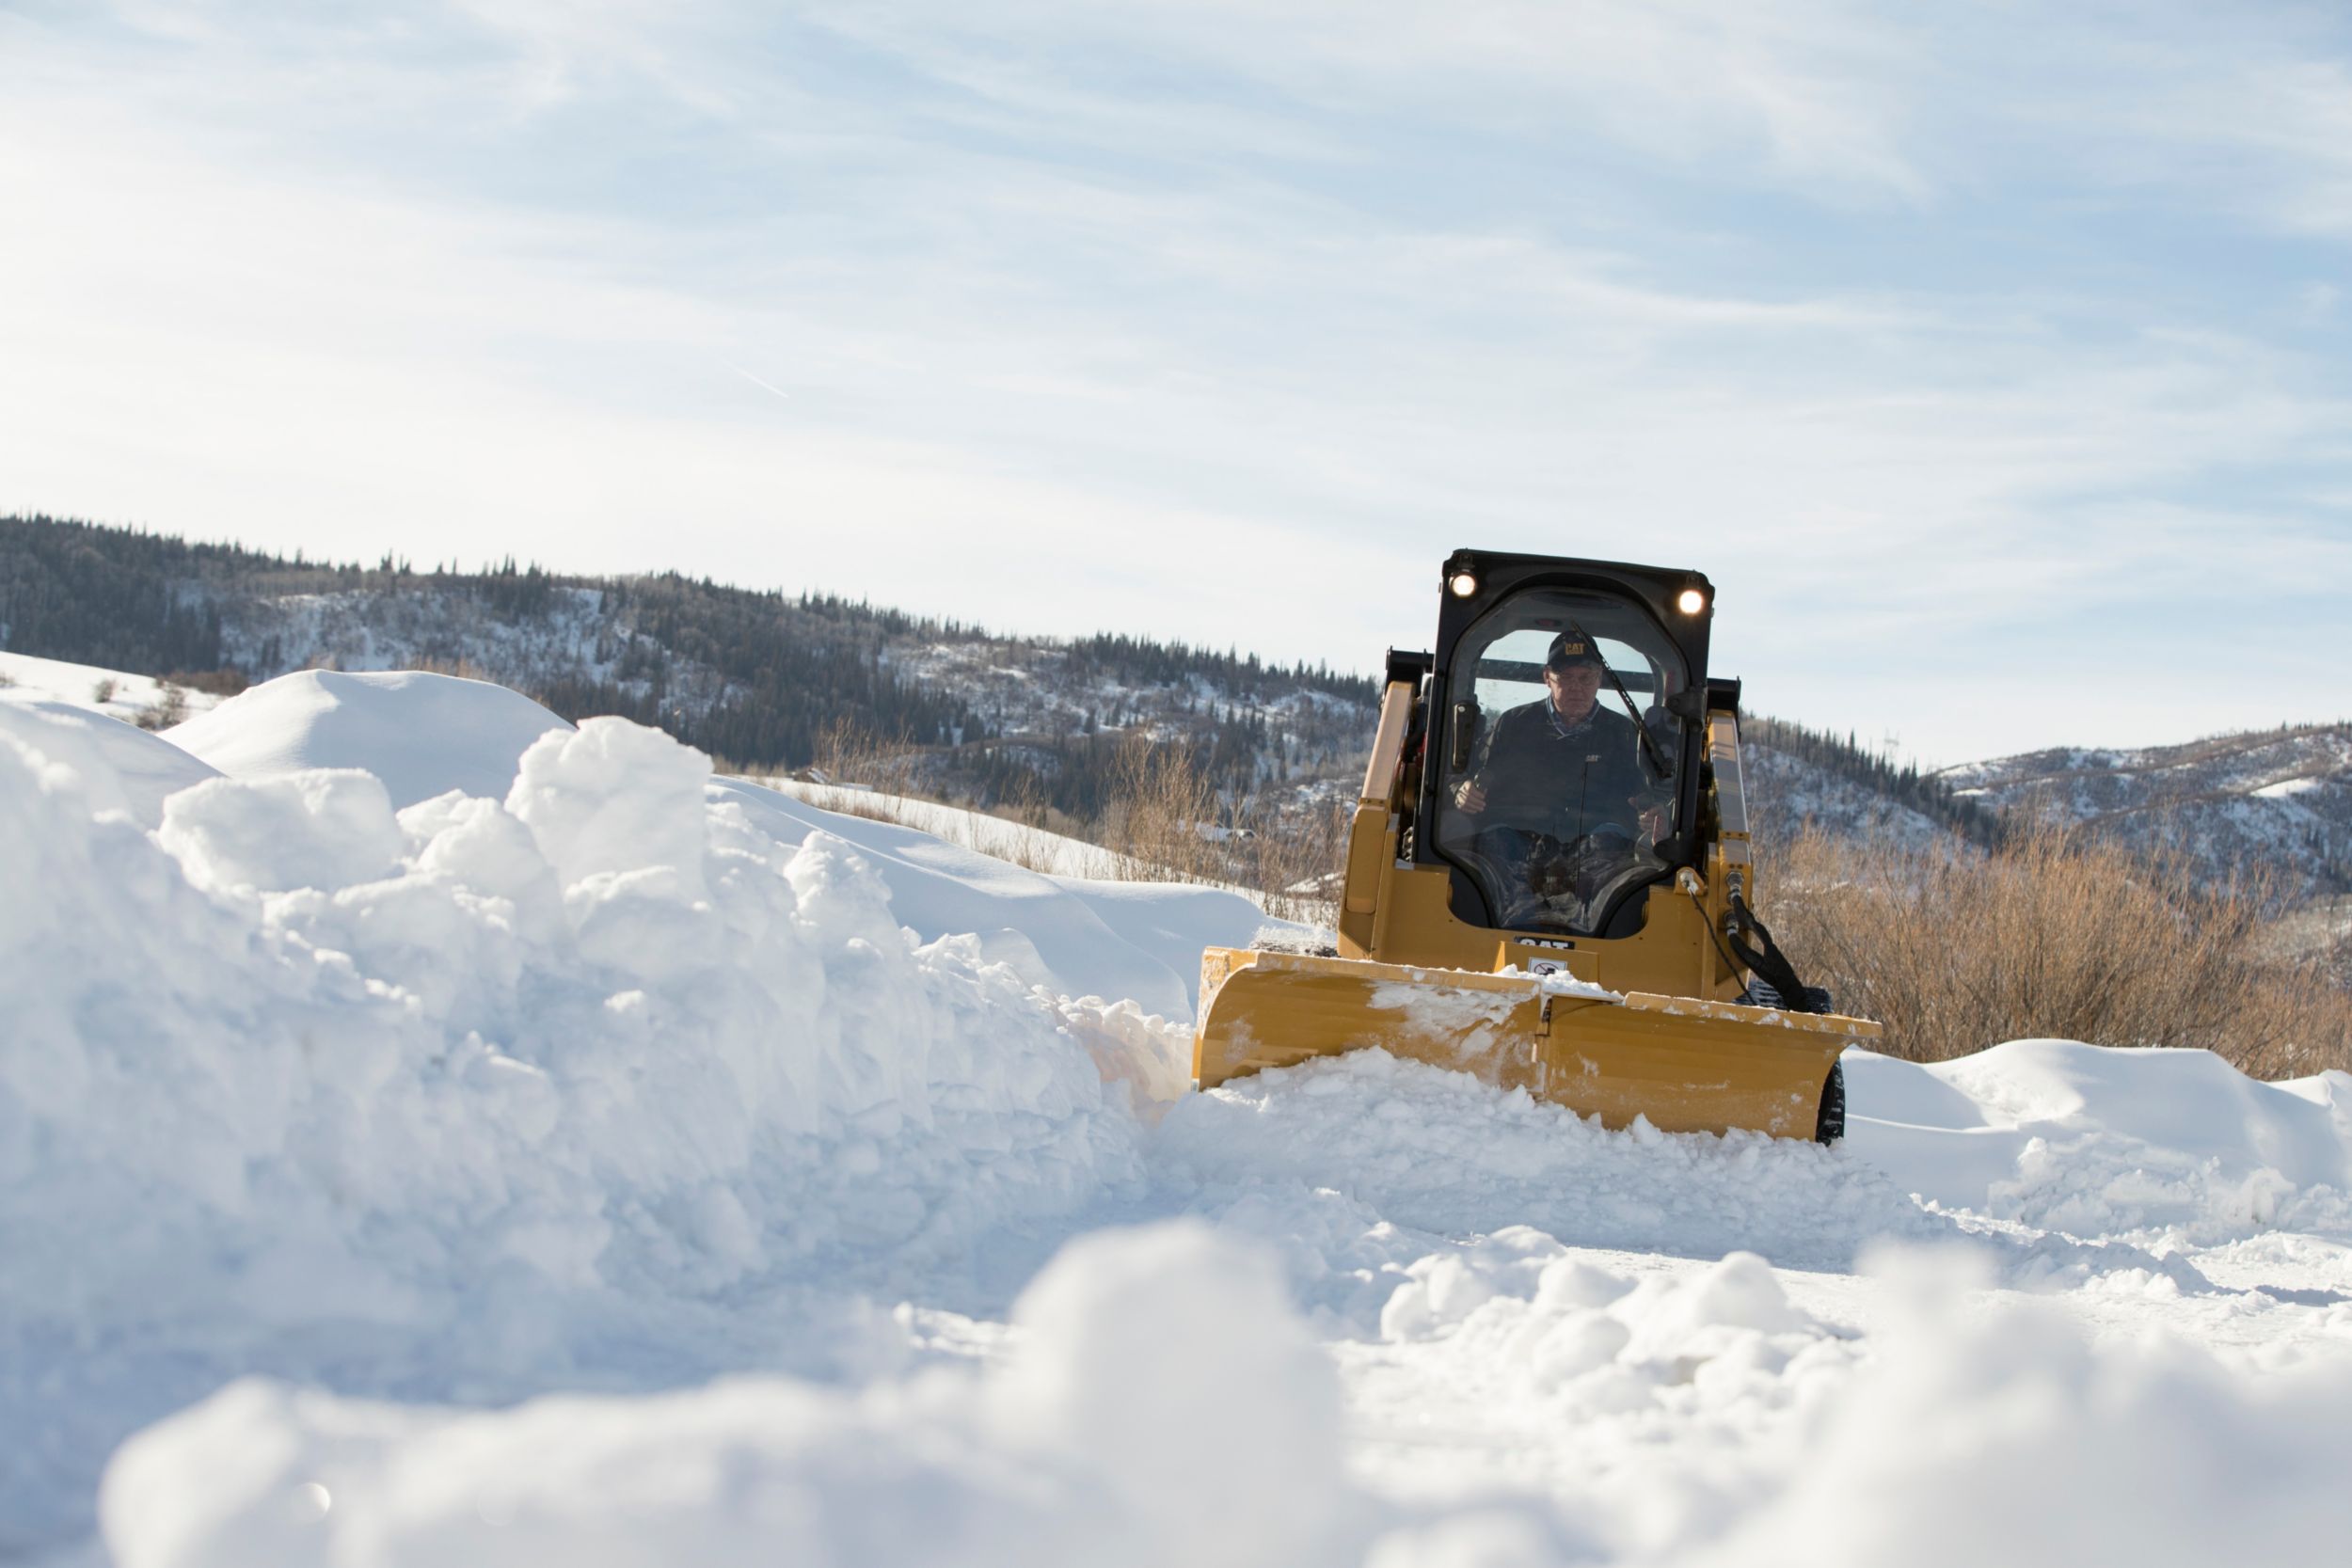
[0, 652, 224, 730]
[755, 778, 1127, 881]
[6, 669, 2352, 1566]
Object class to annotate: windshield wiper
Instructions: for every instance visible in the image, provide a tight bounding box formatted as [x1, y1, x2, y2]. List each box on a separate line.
[1567, 619, 1671, 782]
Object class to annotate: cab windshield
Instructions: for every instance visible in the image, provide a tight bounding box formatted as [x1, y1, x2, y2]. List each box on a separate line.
[1433, 587, 1689, 936]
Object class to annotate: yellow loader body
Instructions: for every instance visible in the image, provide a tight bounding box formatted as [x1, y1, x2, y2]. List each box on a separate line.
[1190, 551, 1881, 1141]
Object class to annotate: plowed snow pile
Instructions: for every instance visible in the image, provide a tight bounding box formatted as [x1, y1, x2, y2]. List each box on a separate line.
[7, 670, 2352, 1567]
[0, 707, 1159, 1552]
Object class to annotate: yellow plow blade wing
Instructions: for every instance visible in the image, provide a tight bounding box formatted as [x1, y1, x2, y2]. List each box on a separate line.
[1193, 948, 1881, 1140]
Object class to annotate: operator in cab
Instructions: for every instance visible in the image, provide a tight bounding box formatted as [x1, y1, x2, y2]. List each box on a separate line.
[1448, 631, 1670, 916]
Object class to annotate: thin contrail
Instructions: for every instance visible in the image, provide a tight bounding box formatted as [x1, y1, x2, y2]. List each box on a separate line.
[728, 363, 793, 402]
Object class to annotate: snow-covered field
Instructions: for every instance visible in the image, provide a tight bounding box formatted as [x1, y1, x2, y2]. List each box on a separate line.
[6, 670, 2352, 1566]
[0, 653, 223, 731]
[756, 778, 1128, 881]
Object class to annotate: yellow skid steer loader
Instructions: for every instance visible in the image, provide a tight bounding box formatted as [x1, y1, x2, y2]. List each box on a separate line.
[1193, 549, 1878, 1142]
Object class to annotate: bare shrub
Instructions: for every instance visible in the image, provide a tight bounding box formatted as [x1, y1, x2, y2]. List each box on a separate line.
[810, 719, 921, 794]
[1233, 794, 1349, 927]
[91, 677, 118, 705]
[1763, 820, 2352, 1077]
[1100, 736, 1223, 885]
[160, 668, 250, 697]
[406, 655, 493, 682]
[135, 684, 189, 731]
[959, 812, 1095, 877]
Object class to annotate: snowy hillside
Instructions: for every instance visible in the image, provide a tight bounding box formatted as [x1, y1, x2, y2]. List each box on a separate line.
[0, 516, 1377, 826]
[1943, 723, 2352, 897]
[0, 650, 223, 729]
[1741, 732, 1962, 851]
[7, 668, 2352, 1565]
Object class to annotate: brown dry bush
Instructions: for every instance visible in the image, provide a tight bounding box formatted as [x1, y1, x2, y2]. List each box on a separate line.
[802, 719, 926, 823]
[135, 683, 188, 731]
[406, 655, 493, 682]
[160, 668, 250, 698]
[1761, 820, 2352, 1078]
[1233, 796, 1348, 927]
[1100, 736, 1225, 886]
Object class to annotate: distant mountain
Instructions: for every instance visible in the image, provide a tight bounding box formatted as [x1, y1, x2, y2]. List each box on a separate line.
[1740, 717, 2002, 852]
[1939, 725, 2352, 900]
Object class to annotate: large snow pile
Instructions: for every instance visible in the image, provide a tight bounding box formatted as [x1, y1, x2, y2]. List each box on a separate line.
[0, 713, 1159, 1549]
[162, 669, 574, 809]
[147, 669, 1263, 1019]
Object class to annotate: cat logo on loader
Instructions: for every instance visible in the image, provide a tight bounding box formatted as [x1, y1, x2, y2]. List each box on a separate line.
[1192, 550, 1876, 1142]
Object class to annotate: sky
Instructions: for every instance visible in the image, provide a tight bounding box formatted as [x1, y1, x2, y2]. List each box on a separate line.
[3, 0, 2349, 765]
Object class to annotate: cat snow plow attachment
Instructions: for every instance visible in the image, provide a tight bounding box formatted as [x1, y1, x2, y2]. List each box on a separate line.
[1191, 550, 1880, 1142]
[1195, 949, 1872, 1140]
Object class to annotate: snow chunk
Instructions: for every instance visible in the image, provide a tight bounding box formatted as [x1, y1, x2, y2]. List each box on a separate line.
[157, 769, 404, 896]
[508, 716, 711, 895]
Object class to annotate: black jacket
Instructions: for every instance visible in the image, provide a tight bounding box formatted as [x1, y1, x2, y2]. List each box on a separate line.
[1463, 699, 1658, 841]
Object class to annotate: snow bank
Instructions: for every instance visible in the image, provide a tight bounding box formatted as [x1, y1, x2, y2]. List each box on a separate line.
[100, 1224, 1356, 1568]
[0, 715, 1144, 1548]
[0, 692, 220, 826]
[1848, 1042, 2352, 1243]
[144, 668, 1262, 1016]
[163, 669, 573, 809]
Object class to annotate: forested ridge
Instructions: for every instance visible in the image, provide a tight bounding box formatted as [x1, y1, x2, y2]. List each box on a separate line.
[0, 514, 1377, 816]
[19, 513, 2333, 891]
[1743, 715, 2005, 847]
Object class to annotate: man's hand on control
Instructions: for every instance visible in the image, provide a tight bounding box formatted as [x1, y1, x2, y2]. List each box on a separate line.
[1454, 780, 1487, 812]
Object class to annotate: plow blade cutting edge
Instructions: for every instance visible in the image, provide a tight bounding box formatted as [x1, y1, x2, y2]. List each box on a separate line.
[1192, 948, 1880, 1140]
